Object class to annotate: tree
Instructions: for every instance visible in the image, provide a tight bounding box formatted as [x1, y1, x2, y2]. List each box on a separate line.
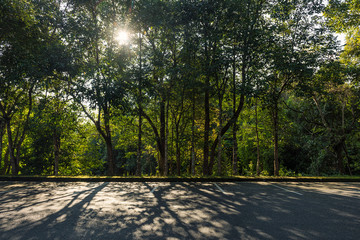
[1, 0, 356, 177]
[65, 0, 130, 175]
[132, 0, 185, 176]
[0, 0, 69, 175]
[206, 0, 267, 175]
[263, 0, 334, 176]
[308, 62, 360, 174]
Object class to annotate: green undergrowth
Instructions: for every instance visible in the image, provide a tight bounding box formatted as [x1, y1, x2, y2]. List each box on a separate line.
[1, 175, 360, 180]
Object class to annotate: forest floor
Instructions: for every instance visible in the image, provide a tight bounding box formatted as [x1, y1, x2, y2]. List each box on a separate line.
[0, 181, 359, 239]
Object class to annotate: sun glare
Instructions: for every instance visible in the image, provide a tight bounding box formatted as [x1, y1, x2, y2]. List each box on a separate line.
[115, 30, 130, 45]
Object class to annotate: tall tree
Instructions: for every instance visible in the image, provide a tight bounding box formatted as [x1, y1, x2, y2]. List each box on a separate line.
[0, 0, 69, 175]
[65, 0, 130, 175]
[207, 0, 267, 175]
[264, 0, 334, 175]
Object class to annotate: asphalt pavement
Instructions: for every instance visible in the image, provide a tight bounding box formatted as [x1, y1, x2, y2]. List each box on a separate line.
[0, 181, 359, 240]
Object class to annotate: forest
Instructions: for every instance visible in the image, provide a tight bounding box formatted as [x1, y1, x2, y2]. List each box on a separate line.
[1, 0, 359, 177]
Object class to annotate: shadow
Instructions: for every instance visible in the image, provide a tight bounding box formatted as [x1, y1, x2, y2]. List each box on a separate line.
[0, 181, 359, 239]
[0, 182, 108, 240]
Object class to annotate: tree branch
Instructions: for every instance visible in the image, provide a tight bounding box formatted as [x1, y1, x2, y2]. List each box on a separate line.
[140, 108, 161, 152]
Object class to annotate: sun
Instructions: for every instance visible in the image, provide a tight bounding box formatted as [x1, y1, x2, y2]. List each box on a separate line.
[115, 30, 130, 45]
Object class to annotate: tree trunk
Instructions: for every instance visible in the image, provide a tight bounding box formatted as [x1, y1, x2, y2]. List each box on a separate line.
[94, 120, 116, 176]
[203, 36, 210, 176]
[191, 94, 196, 176]
[0, 120, 4, 171]
[203, 74, 210, 175]
[273, 103, 279, 176]
[4, 86, 33, 176]
[176, 129, 181, 176]
[232, 125, 238, 175]
[343, 143, 352, 175]
[6, 120, 18, 175]
[209, 52, 247, 173]
[158, 96, 166, 176]
[217, 96, 223, 176]
[105, 106, 116, 175]
[14, 121, 28, 175]
[158, 150, 166, 176]
[164, 99, 169, 176]
[209, 93, 245, 174]
[232, 52, 238, 175]
[107, 135, 115, 175]
[136, 110, 142, 176]
[105, 137, 115, 176]
[334, 140, 345, 174]
[255, 98, 261, 176]
[95, 117, 116, 176]
[1, 147, 9, 175]
[136, 34, 143, 176]
[140, 109, 165, 176]
[175, 107, 181, 175]
[337, 101, 346, 175]
[53, 131, 60, 176]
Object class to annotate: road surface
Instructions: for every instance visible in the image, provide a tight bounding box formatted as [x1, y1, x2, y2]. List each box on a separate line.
[0, 181, 359, 239]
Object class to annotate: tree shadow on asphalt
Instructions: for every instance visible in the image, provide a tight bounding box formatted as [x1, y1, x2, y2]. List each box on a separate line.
[0, 181, 359, 240]
[0, 182, 109, 240]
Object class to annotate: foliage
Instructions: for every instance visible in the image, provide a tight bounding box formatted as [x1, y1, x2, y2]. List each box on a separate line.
[1, 0, 359, 177]
[325, 0, 360, 62]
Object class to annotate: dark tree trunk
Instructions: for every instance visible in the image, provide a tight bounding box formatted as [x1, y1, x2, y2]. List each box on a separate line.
[232, 124, 238, 175]
[95, 118, 115, 176]
[176, 133, 181, 176]
[273, 103, 279, 176]
[158, 150, 166, 176]
[165, 99, 169, 176]
[203, 34, 210, 176]
[191, 94, 196, 175]
[4, 87, 33, 176]
[217, 95, 223, 176]
[255, 98, 261, 176]
[1, 147, 9, 175]
[136, 110, 142, 176]
[209, 49, 247, 174]
[334, 140, 345, 174]
[105, 137, 115, 176]
[6, 120, 18, 175]
[232, 51, 238, 175]
[209, 93, 245, 174]
[0, 120, 4, 171]
[175, 108, 182, 176]
[136, 34, 143, 176]
[159, 97, 167, 176]
[140, 108, 165, 176]
[203, 74, 210, 175]
[53, 131, 60, 176]
[105, 105, 115, 175]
